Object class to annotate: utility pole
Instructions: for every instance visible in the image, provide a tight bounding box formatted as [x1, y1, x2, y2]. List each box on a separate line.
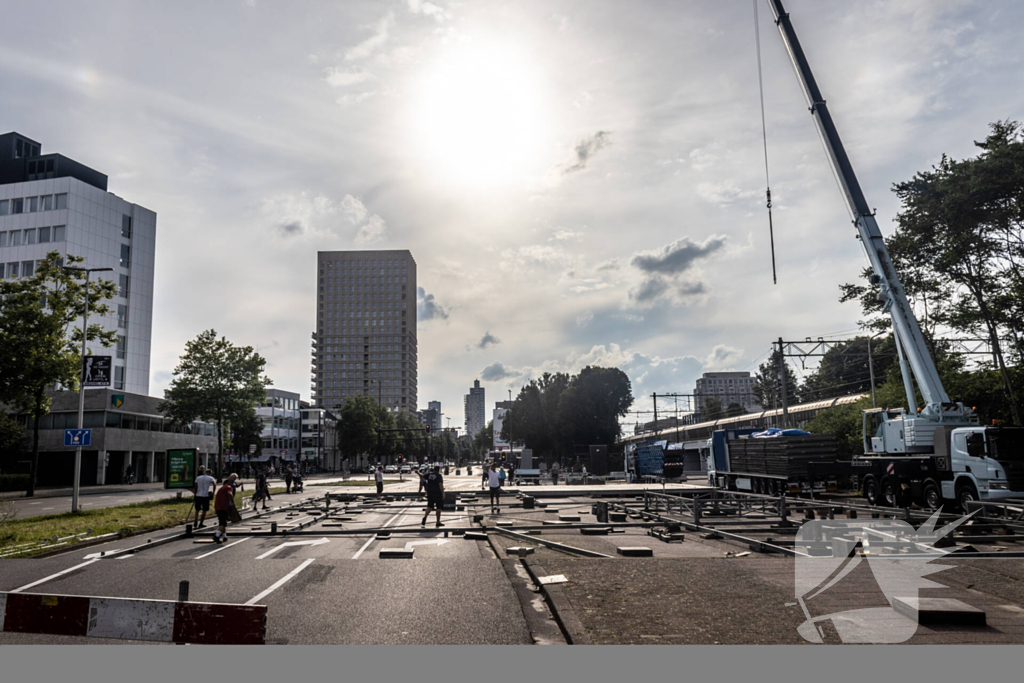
[652, 392, 658, 437]
[776, 337, 790, 429]
[63, 266, 112, 513]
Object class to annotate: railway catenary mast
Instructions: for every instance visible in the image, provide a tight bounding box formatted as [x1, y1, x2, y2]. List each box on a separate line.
[768, 0, 975, 454]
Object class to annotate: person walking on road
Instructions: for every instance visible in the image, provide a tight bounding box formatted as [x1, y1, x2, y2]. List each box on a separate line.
[192, 467, 216, 528]
[482, 463, 489, 490]
[375, 465, 384, 497]
[284, 466, 294, 494]
[508, 464, 515, 486]
[551, 463, 559, 486]
[213, 475, 238, 544]
[421, 465, 445, 528]
[488, 462, 502, 514]
[253, 469, 270, 510]
[498, 466, 506, 488]
[418, 468, 427, 494]
[582, 464, 588, 485]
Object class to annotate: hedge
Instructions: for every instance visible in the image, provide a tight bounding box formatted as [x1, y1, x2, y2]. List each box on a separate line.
[0, 473, 30, 492]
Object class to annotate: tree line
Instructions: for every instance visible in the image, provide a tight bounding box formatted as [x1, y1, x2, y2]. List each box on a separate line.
[498, 366, 633, 466]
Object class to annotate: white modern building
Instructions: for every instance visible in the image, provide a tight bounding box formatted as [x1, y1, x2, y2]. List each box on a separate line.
[258, 388, 301, 464]
[492, 400, 513, 450]
[464, 379, 485, 438]
[0, 132, 155, 395]
[300, 402, 338, 472]
[313, 249, 418, 413]
[694, 371, 760, 414]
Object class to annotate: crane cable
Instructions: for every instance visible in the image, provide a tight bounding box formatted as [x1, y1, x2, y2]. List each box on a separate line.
[753, 0, 777, 285]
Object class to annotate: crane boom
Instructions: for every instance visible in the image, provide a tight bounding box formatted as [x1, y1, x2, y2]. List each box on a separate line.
[768, 0, 955, 418]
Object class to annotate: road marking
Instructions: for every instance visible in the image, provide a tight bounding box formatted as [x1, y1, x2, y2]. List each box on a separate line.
[194, 537, 250, 559]
[42, 507, 54, 510]
[11, 559, 100, 593]
[256, 538, 329, 560]
[404, 538, 450, 551]
[245, 558, 316, 605]
[117, 553, 135, 560]
[28, 502, 41, 505]
[352, 507, 408, 559]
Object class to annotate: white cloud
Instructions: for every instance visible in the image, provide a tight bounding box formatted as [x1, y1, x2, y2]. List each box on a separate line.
[324, 67, 373, 87]
[345, 12, 393, 62]
[355, 214, 387, 244]
[340, 194, 369, 225]
[703, 344, 744, 371]
[407, 0, 447, 22]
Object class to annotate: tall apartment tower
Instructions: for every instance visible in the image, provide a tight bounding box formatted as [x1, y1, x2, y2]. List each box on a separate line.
[0, 132, 155, 395]
[464, 379, 485, 438]
[428, 400, 441, 430]
[313, 249, 417, 413]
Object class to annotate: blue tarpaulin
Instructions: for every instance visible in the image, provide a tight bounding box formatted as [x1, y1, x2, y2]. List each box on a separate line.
[750, 428, 812, 438]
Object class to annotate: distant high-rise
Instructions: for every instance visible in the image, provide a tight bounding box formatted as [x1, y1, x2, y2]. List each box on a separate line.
[313, 249, 417, 413]
[428, 400, 442, 430]
[464, 379, 485, 438]
[0, 132, 155, 395]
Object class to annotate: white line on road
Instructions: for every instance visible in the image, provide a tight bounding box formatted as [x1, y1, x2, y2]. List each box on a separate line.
[42, 507, 54, 510]
[255, 538, 329, 560]
[245, 558, 316, 606]
[11, 559, 100, 593]
[352, 507, 408, 559]
[194, 537, 250, 560]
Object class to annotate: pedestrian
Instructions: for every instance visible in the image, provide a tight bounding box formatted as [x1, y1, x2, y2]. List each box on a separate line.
[418, 467, 427, 494]
[123, 465, 133, 485]
[212, 475, 238, 544]
[482, 463, 489, 490]
[582, 464, 588, 485]
[375, 465, 384, 497]
[508, 464, 515, 486]
[551, 464, 559, 486]
[488, 462, 502, 514]
[499, 466, 506, 488]
[191, 467, 216, 528]
[284, 465, 294, 494]
[253, 469, 270, 510]
[420, 465, 445, 528]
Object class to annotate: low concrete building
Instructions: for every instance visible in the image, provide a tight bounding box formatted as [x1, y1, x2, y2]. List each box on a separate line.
[14, 388, 218, 487]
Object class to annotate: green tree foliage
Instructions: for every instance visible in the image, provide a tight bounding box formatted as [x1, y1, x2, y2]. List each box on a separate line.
[841, 121, 1024, 423]
[473, 420, 494, 456]
[701, 397, 724, 421]
[500, 367, 633, 465]
[800, 336, 897, 402]
[394, 410, 427, 461]
[0, 411, 27, 468]
[803, 398, 870, 458]
[338, 396, 381, 463]
[228, 407, 263, 463]
[0, 252, 117, 495]
[751, 355, 799, 410]
[725, 402, 747, 418]
[159, 330, 270, 479]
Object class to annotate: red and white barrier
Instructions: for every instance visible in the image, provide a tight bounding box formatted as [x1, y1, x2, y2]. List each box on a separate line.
[0, 592, 266, 644]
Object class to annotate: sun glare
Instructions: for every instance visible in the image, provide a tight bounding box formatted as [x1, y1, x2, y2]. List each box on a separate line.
[411, 39, 547, 188]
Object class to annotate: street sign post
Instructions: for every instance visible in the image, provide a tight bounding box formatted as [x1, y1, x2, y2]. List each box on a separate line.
[64, 429, 92, 447]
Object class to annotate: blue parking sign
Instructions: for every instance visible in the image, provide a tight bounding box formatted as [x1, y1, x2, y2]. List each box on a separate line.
[64, 429, 92, 447]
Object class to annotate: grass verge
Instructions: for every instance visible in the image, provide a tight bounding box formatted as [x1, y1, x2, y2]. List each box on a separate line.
[310, 479, 400, 487]
[0, 487, 287, 558]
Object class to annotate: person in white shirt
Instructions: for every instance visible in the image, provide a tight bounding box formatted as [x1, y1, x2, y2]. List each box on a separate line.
[375, 466, 384, 497]
[582, 465, 588, 485]
[488, 463, 502, 514]
[192, 467, 217, 528]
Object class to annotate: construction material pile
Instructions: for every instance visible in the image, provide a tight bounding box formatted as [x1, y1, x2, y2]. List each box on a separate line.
[727, 436, 838, 477]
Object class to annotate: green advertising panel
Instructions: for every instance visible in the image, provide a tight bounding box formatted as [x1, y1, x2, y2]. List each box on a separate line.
[166, 448, 197, 489]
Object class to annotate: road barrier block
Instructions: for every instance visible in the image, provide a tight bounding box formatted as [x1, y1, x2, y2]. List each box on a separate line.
[0, 591, 266, 644]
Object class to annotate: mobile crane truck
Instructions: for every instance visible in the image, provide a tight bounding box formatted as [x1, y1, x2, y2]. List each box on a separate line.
[703, 1, 1024, 511]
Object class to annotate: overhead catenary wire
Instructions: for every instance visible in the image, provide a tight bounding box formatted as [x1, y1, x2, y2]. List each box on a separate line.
[753, 0, 777, 285]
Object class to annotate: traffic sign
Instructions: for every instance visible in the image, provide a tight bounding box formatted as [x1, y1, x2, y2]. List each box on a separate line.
[82, 356, 112, 387]
[64, 429, 92, 447]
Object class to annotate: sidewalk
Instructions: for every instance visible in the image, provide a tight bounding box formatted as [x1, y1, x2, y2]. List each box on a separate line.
[0, 472, 344, 500]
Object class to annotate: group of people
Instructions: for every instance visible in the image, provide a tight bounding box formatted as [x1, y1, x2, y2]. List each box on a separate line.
[190, 467, 242, 544]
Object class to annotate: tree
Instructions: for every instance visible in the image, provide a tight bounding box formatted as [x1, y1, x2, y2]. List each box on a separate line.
[500, 372, 571, 465]
[473, 420, 494, 456]
[159, 330, 270, 479]
[725, 402, 747, 418]
[702, 397, 725, 421]
[338, 396, 380, 467]
[800, 336, 898, 403]
[228, 407, 263, 466]
[842, 121, 1024, 423]
[751, 355, 799, 410]
[0, 411, 26, 469]
[0, 252, 117, 496]
[558, 366, 633, 447]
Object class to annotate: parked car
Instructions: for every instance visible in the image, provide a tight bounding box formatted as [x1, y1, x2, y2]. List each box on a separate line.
[400, 465, 411, 473]
[384, 465, 397, 473]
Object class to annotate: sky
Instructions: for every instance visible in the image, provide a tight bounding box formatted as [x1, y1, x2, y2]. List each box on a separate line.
[2, 0, 1022, 434]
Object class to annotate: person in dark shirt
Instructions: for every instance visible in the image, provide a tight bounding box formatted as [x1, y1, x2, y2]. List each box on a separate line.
[420, 466, 445, 528]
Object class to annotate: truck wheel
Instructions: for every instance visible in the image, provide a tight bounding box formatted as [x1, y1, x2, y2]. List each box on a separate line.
[863, 478, 879, 506]
[881, 480, 897, 507]
[956, 482, 978, 513]
[921, 481, 942, 511]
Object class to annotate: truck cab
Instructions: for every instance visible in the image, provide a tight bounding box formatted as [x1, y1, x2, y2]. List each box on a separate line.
[938, 425, 1024, 508]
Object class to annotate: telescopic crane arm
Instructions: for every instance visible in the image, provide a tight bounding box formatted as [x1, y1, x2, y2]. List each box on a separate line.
[768, 0, 957, 419]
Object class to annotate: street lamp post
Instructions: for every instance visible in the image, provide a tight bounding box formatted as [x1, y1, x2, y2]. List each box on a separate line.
[63, 266, 113, 513]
